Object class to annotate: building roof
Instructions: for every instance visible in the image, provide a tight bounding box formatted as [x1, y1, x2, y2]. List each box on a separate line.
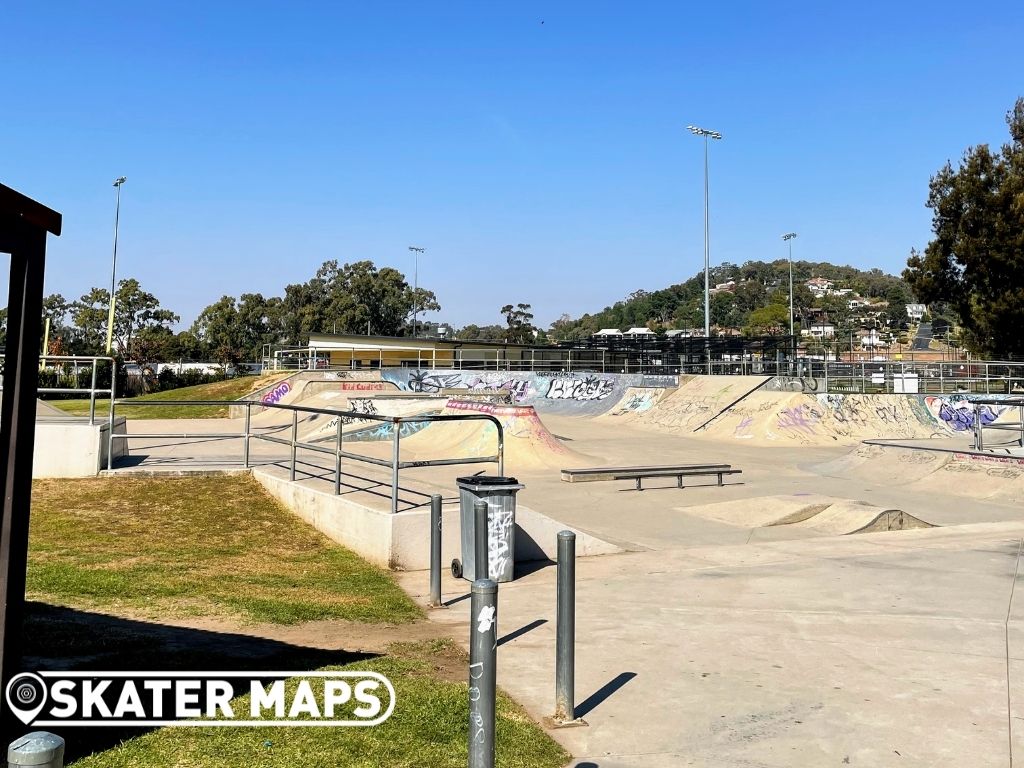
[593, 328, 623, 336]
[624, 327, 655, 335]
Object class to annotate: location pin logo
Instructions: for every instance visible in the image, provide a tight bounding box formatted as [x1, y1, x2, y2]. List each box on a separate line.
[5, 672, 48, 725]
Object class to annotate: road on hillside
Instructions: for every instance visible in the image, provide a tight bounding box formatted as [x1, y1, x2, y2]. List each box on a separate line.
[912, 321, 933, 350]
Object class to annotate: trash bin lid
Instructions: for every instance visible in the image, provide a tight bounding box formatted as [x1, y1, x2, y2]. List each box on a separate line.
[456, 475, 520, 486]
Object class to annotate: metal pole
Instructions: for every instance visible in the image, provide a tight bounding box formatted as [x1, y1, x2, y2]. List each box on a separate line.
[391, 423, 401, 514]
[468, 578, 497, 768]
[429, 494, 442, 607]
[555, 530, 576, 722]
[289, 410, 298, 481]
[106, 359, 116, 471]
[788, 239, 794, 339]
[106, 177, 126, 355]
[243, 401, 251, 468]
[89, 363, 97, 425]
[334, 416, 343, 496]
[703, 133, 710, 344]
[474, 499, 489, 580]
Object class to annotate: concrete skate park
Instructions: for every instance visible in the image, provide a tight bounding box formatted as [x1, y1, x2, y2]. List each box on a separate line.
[42, 368, 1024, 766]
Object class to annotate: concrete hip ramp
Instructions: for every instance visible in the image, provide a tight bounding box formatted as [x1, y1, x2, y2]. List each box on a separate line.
[679, 493, 933, 535]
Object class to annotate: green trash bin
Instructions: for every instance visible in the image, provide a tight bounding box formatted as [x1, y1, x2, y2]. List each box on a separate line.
[452, 475, 524, 583]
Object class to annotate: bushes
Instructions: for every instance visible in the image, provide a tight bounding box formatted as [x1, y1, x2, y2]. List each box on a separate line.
[155, 367, 228, 391]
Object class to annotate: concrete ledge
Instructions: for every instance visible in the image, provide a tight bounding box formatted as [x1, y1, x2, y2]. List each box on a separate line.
[251, 468, 622, 570]
[34, 416, 128, 477]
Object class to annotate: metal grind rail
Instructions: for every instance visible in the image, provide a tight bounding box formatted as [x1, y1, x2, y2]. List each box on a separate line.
[107, 399, 505, 513]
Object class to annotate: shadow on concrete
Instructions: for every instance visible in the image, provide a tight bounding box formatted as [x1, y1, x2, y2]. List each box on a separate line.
[445, 591, 471, 607]
[514, 557, 556, 578]
[575, 671, 637, 718]
[498, 618, 547, 646]
[19, 602, 377, 762]
[617, 481, 746, 492]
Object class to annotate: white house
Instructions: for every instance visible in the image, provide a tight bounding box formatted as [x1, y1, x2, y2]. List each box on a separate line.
[592, 328, 623, 338]
[907, 303, 927, 321]
[809, 324, 836, 339]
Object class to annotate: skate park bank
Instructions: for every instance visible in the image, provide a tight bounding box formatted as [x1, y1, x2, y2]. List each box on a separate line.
[39, 368, 1024, 764]
[55, 368, 1024, 565]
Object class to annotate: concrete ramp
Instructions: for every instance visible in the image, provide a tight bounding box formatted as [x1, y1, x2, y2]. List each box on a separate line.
[679, 493, 934, 535]
[601, 386, 675, 418]
[627, 375, 770, 432]
[399, 399, 595, 472]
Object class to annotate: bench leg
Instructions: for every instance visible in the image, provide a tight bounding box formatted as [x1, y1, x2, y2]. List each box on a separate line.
[717, 473, 723, 487]
[677, 476, 683, 488]
[635, 477, 642, 491]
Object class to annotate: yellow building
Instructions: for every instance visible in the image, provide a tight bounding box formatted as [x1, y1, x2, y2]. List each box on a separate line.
[269, 333, 540, 371]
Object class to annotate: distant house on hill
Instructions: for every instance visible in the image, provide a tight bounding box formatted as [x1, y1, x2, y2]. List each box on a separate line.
[592, 328, 623, 338]
[906, 303, 927, 321]
[805, 277, 834, 297]
[623, 327, 656, 340]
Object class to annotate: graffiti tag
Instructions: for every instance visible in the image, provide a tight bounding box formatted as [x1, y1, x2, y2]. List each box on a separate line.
[546, 376, 615, 402]
[261, 381, 291, 405]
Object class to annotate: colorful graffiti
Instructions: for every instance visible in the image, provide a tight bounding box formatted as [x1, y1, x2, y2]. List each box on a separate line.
[546, 376, 615, 401]
[925, 396, 1003, 432]
[261, 381, 291, 405]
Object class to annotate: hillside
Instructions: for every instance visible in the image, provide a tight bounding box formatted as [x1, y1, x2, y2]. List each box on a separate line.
[550, 260, 915, 340]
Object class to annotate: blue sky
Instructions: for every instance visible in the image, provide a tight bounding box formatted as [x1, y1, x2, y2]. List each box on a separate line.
[2, 1, 1022, 330]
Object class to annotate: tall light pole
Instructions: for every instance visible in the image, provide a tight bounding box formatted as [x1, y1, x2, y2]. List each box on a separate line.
[687, 125, 722, 372]
[106, 176, 127, 355]
[782, 232, 798, 338]
[408, 246, 425, 337]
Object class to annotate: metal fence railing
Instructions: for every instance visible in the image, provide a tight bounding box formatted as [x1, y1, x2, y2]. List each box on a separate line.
[6, 354, 117, 426]
[107, 399, 504, 513]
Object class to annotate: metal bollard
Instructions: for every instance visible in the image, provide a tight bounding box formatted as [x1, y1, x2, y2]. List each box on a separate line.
[8, 732, 65, 768]
[468, 579, 497, 768]
[429, 494, 442, 608]
[473, 499, 489, 581]
[555, 530, 576, 722]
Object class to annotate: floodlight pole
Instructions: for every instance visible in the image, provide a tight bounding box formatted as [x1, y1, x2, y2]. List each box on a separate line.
[106, 177, 126, 355]
[687, 125, 722, 374]
[409, 246, 425, 338]
[782, 232, 798, 366]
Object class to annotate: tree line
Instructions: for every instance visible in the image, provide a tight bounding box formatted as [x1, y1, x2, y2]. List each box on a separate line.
[30, 259, 438, 365]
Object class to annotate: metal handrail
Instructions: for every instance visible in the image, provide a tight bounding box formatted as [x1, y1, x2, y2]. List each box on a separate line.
[108, 398, 505, 513]
[3, 354, 117, 427]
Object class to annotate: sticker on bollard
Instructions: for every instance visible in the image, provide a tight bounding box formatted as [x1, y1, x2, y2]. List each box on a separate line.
[454, 476, 524, 583]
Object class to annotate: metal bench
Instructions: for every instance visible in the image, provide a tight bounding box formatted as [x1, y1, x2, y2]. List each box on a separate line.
[612, 467, 742, 491]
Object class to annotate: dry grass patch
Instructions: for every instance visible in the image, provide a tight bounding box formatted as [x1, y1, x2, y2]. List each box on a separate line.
[29, 475, 421, 625]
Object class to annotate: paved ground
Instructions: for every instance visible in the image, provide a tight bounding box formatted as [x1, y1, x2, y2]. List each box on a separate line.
[912, 322, 933, 351]
[117, 409, 1024, 766]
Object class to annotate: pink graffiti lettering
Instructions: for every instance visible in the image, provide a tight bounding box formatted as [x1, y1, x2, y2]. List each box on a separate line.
[261, 382, 291, 405]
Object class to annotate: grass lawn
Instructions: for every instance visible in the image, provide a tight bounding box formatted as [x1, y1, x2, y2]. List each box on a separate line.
[64, 639, 568, 768]
[48, 375, 284, 419]
[29, 475, 420, 624]
[28, 475, 569, 767]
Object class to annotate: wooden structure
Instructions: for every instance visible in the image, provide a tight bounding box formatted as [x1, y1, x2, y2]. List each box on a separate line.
[0, 184, 60, 729]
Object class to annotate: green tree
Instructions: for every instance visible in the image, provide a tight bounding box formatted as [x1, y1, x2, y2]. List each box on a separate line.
[70, 287, 112, 354]
[278, 260, 439, 342]
[111, 279, 179, 358]
[904, 97, 1024, 356]
[744, 303, 789, 335]
[500, 303, 535, 344]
